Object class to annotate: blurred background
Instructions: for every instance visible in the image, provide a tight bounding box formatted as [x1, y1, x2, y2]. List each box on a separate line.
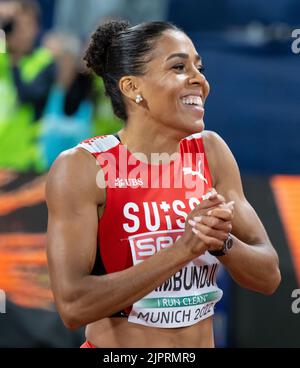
[0, 0, 299, 348]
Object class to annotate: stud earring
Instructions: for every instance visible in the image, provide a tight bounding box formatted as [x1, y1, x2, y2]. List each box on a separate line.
[135, 94, 143, 104]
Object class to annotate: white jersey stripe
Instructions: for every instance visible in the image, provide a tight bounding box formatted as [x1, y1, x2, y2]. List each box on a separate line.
[184, 132, 203, 141]
[77, 135, 119, 154]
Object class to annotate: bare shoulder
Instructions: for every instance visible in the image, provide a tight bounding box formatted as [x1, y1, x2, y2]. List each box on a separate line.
[46, 147, 105, 209]
[201, 130, 236, 187]
[201, 130, 228, 156]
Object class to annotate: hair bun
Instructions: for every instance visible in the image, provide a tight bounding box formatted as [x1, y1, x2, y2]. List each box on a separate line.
[84, 20, 130, 76]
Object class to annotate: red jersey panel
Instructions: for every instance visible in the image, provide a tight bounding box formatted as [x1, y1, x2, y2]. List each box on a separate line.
[77, 133, 223, 328]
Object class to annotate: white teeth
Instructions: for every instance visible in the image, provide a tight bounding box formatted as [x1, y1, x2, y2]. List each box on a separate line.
[182, 96, 203, 106]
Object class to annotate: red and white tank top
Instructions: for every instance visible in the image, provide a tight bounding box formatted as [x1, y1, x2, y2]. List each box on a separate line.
[77, 133, 223, 328]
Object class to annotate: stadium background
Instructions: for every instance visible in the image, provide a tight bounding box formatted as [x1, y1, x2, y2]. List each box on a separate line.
[0, 0, 299, 347]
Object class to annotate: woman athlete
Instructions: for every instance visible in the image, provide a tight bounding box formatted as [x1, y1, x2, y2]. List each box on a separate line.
[46, 21, 281, 348]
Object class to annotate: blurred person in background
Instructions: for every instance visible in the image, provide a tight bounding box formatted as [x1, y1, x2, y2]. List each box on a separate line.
[39, 32, 93, 169]
[0, 0, 55, 171]
[39, 27, 128, 169]
[85, 19, 124, 137]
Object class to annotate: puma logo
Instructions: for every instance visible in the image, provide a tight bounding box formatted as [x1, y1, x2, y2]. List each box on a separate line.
[183, 160, 208, 184]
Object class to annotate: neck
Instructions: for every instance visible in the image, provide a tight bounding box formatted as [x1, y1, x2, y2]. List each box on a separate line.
[118, 115, 189, 161]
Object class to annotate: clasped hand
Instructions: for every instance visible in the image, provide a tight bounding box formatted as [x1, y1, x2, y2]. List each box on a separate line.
[181, 189, 234, 256]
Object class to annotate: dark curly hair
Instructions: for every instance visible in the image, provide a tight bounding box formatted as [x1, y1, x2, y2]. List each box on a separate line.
[84, 20, 181, 121]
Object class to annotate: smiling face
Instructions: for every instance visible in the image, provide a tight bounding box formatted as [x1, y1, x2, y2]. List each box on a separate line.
[129, 30, 210, 135]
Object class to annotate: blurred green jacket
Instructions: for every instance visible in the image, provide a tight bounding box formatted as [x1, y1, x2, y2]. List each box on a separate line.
[0, 47, 53, 172]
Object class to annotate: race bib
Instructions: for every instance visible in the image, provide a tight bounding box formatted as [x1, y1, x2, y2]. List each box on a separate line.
[128, 229, 223, 328]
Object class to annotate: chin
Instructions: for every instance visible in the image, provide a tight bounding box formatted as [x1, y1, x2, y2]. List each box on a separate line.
[184, 119, 205, 135]
[175, 121, 204, 141]
[194, 118, 205, 131]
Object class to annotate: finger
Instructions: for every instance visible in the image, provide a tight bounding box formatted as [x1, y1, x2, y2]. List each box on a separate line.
[219, 201, 235, 211]
[210, 220, 232, 232]
[189, 221, 229, 242]
[193, 216, 233, 232]
[205, 188, 225, 198]
[206, 192, 226, 203]
[219, 200, 234, 207]
[207, 208, 234, 221]
[186, 204, 219, 224]
[201, 188, 225, 202]
[191, 227, 224, 248]
[198, 194, 225, 210]
[186, 191, 226, 221]
[201, 187, 217, 199]
[187, 201, 220, 220]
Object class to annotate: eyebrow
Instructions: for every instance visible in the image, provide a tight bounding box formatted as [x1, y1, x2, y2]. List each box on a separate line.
[166, 52, 202, 62]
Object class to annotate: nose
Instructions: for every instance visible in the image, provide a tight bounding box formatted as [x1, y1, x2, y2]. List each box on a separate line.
[188, 67, 206, 86]
[188, 68, 210, 99]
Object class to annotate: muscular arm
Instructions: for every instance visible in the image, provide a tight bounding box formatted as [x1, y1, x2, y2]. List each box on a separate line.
[203, 131, 281, 295]
[46, 148, 223, 330]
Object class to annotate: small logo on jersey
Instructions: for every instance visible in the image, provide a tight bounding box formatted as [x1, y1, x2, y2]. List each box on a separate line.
[183, 160, 208, 184]
[129, 230, 184, 263]
[115, 178, 144, 188]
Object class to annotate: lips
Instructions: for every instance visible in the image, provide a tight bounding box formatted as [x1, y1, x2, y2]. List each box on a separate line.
[180, 94, 204, 119]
